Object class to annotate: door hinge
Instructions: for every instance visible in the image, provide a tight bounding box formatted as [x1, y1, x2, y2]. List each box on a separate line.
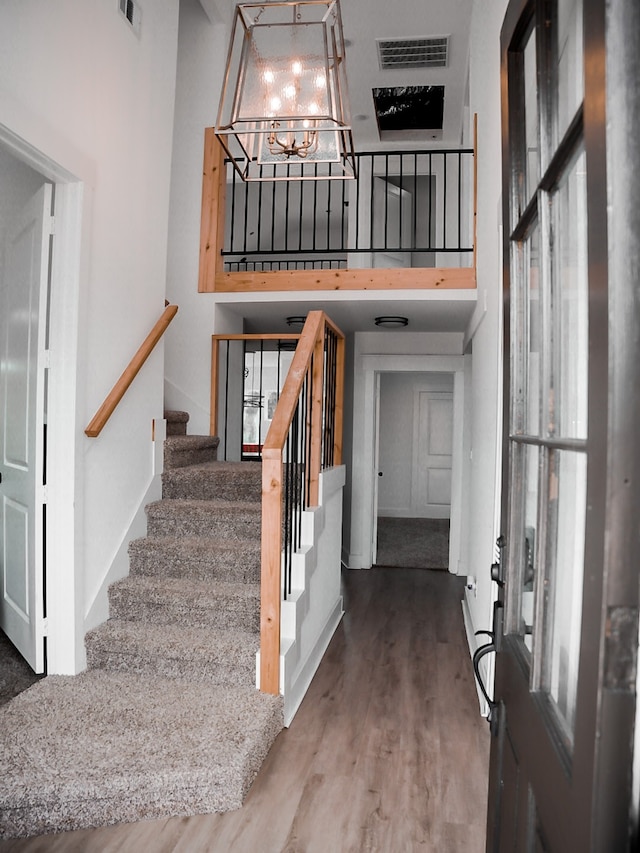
[39, 485, 49, 504]
[38, 616, 49, 635]
[48, 216, 55, 235]
[42, 349, 51, 369]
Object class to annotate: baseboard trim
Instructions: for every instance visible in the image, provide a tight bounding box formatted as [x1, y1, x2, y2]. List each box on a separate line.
[283, 596, 344, 727]
[462, 595, 491, 718]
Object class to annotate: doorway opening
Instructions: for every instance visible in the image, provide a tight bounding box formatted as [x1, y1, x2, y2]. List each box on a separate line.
[375, 371, 453, 569]
[0, 123, 83, 678]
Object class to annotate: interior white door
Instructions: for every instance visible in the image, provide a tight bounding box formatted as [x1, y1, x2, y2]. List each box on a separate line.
[372, 178, 413, 268]
[0, 183, 52, 672]
[412, 390, 453, 518]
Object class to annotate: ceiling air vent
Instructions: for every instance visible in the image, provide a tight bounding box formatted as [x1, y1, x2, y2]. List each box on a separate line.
[119, 0, 142, 35]
[377, 37, 449, 70]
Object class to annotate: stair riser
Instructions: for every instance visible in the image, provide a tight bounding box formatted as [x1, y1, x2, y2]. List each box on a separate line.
[146, 509, 261, 540]
[166, 423, 187, 436]
[85, 648, 255, 687]
[163, 446, 218, 469]
[108, 591, 260, 633]
[162, 478, 261, 503]
[128, 543, 261, 584]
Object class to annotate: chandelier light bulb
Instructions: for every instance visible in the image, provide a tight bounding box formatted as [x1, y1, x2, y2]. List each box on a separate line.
[263, 69, 275, 84]
[291, 60, 303, 75]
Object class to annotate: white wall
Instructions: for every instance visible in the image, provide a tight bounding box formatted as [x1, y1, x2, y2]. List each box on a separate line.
[0, 149, 45, 232]
[164, 0, 230, 434]
[0, 0, 180, 671]
[461, 0, 510, 663]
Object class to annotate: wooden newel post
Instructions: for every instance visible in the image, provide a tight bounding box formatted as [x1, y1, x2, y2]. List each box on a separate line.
[260, 450, 283, 695]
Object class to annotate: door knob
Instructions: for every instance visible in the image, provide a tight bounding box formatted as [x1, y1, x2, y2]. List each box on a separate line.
[378, 471, 383, 476]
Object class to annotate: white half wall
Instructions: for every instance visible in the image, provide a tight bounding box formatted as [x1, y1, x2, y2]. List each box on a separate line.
[258, 465, 345, 726]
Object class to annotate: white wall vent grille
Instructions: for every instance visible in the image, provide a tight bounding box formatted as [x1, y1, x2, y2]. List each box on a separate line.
[377, 37, 449, 70]
[119, 0, 142, 35]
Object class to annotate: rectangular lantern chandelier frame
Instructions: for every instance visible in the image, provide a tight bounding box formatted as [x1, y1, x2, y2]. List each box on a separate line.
[216, 0, 356, 181]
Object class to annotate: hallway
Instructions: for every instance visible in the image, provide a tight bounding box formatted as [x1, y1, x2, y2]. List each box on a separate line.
[0, 569, 489, 853]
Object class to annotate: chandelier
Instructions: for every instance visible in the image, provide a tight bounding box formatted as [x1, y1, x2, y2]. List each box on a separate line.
[215, 1, 355, 181]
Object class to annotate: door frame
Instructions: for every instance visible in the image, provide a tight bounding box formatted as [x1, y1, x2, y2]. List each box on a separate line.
[0, 122, 84, 674]
[486, 0, 640, 847]
[358, 354, 465, 573]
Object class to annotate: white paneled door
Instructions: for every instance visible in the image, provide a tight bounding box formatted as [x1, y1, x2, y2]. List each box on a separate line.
[0, 183, 52, 673]
[412, 390, 453, 518]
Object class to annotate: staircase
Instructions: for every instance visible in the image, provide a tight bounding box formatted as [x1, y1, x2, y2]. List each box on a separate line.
[0, 411, 283, 839]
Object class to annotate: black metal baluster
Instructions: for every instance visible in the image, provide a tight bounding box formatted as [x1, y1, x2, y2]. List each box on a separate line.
[428, 152, 433, 250]
[229, 162, 237, 254]
[458, 151, 462, 251]
[257, 338, 264, 458]
[443, 152, 447, 250]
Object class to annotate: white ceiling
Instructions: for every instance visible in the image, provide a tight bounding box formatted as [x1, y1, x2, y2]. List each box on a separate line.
[339, 0, 474, 150]
[215, 289, 477, 335]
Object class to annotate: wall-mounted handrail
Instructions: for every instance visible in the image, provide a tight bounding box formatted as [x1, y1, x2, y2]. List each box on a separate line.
[85, 302, 178, 438]
[260, 311, 344, 694]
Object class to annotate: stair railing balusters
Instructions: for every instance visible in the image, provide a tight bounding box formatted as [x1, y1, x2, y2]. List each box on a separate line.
[210, 317, 344, 696]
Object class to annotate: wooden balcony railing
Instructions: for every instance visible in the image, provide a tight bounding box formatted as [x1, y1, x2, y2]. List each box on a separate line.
[198, 127, 478, 294]
[85, 302, 178, 438]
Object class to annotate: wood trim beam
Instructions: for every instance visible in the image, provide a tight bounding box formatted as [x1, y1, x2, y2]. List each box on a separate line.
[334, 334, 345, 466]
[260, 450, 283, 695]
[213, 266, 476, 293]
[198, 128, 226, 293]
[308, 324, 325, 507]
[210, 336, 219, 437]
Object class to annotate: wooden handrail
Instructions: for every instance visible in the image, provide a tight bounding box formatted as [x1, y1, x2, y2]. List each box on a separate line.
[85, 303, 178, 438]
[259, 311, 345, 694]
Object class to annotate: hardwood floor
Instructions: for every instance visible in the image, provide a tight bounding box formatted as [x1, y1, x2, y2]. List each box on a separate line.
[0, 569, 489, 853]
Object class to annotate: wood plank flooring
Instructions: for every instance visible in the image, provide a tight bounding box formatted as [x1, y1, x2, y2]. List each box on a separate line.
[0, 568, 489, 853]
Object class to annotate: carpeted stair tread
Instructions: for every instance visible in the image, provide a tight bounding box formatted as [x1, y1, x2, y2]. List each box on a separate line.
[85, 620, 258, 685]
[0, 670, 283, 837]
[128, 535, 261, 582]
[164, 435, 220, 470]
[146, 498, 261, 540]
[164, 410, 189, 437]
[162, 460, 262, 502]
[108, 575, 260, 631]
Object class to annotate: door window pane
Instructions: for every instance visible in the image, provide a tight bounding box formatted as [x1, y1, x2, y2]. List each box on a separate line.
[526, 226, 541, 436]
[556, 0, 583, 143]
[524, 29, 539, 204]
[552, 150, 588, 439]
[543, 449, 586, 744]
